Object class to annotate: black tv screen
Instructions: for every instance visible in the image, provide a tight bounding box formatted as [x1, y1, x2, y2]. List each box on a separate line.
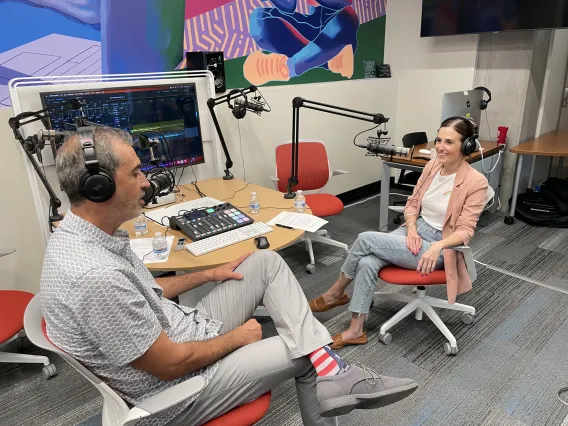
[421, 0, 568, 37]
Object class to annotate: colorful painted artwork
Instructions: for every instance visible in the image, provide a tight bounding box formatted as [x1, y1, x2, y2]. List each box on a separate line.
[183, 0, 387, 88]
[0, 0, 386, 109]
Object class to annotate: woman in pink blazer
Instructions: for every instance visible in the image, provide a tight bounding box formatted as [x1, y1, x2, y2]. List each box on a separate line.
[309, 116, 489, 349]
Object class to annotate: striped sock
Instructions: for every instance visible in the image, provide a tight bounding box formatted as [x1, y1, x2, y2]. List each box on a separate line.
[309, 346, 350, 377]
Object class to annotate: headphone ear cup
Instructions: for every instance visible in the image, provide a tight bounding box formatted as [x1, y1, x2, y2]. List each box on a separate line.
[80, 168, 116, 203]
[232, 105, 246, 120]
[480, 100, 487, 110]
[462, 137, 477, 156]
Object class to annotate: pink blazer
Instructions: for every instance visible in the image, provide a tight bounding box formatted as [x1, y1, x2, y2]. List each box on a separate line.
[404, 160, 488, 303]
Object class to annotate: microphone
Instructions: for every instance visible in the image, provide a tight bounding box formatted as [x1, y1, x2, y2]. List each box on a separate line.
[366, 141, 410, 157]
[142, 171, 174, 204]
[234, 97, 270, 113]
[37, 129, 65, 145]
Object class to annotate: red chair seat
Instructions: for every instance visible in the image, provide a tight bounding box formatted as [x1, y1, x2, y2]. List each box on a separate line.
[0, 290, 34, 343]
[379, 266, 447, 286]
[305, 194, 344, 217]
[203, 392, 271, 426]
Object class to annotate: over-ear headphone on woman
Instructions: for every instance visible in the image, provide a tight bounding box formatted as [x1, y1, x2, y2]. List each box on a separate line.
[442, 116, 479, 156]
[474, 86, 492, 110]
[78, 127, 116, 203]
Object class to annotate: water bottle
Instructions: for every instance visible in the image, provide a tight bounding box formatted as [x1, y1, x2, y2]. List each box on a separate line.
[134, 214, 148, 236]
[294, 190, 306, 213]
[152, 232, 168, 260]
[249, 192, 260, 214]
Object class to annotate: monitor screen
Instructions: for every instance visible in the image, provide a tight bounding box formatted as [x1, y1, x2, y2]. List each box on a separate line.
[421, 0, 568, 37]
[40, 83, 205, 171]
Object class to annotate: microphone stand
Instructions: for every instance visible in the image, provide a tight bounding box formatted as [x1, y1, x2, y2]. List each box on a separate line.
[207, 85, 257, 180]
[285, 98, 389, 199]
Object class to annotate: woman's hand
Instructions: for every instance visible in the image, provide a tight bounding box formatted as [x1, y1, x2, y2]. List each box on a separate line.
[417, 242, 442, 276]
[406, 228, 423, 256]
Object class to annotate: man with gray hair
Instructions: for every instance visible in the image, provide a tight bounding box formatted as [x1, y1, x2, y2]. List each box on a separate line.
[41, 126, 417, 426]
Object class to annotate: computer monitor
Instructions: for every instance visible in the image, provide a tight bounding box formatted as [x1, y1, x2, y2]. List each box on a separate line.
[40, 83, 205, 171]
[440, 90, 482, 127]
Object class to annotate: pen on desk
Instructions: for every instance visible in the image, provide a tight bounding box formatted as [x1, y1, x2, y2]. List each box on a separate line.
[276, 224, 295, 230]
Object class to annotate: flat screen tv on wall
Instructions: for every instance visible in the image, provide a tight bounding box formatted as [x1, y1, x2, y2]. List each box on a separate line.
[421, 0, 568, 37]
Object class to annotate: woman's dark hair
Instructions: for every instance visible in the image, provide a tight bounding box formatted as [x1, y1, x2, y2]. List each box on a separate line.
[439, 116, 476, 143]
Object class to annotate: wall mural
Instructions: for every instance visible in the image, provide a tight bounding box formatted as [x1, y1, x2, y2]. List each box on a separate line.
[0, 0, 386, 109]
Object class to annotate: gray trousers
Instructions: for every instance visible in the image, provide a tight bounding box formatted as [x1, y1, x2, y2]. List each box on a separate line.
[169, 250, 337, 426]
[343, 218, 444, 314]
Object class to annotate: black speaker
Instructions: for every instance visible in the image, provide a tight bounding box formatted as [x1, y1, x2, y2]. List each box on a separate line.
[186, 51, 226, 93]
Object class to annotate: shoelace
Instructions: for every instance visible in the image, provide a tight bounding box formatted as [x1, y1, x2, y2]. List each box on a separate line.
[355, 363, 386, 388]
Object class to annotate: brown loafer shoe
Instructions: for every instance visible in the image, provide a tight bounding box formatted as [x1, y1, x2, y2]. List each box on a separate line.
[330, 332, 368, 350]
[309, 293, 350, 313]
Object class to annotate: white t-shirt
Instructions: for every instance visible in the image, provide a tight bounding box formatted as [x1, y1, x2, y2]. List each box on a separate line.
[421, 170, 456, 230]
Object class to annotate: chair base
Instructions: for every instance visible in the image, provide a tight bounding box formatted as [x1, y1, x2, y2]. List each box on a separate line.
[302, 231, 349, 274]
[375, 287, 475, 355]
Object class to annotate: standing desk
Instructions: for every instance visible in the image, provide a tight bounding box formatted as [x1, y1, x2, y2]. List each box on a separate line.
[505, 130, 568, 224]
[379, 140, 503, 231]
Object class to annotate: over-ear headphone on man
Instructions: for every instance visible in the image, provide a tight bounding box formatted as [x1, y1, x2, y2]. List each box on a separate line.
[474, 86, 492, 110]
[78, 127, 116, 203]
[442, 116, 479, 156]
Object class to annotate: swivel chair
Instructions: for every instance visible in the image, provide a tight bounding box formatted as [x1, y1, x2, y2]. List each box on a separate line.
[270, 140, 349, 273]
[24, 294, 271, 426]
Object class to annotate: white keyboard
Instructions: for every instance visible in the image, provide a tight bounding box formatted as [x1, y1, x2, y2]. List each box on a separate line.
[185, 222, 274, 256]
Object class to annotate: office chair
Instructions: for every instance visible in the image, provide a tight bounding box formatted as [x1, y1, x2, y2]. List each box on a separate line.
[391, 132, 429, 224]
[375, 187, 494, 355]
[270, 140, 349, 273]
[24, 294, 271, 426]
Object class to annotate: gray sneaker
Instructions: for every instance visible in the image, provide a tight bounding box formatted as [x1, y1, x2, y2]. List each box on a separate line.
[316, 363, 418, 417]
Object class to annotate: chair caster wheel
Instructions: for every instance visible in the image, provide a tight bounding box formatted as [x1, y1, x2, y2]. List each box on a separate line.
[504, 216, 514, 225]
[42, 364, 57, 379]
[461, 313, 475, 325]
[379, 333, 392, 345]
[306, 264, 317, 274]
[443, 343, 458, 356]
[16, 336, 31, 350]
[393, 217, 401, 225]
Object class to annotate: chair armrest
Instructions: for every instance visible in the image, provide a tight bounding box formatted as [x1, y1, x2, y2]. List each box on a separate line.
[332, 169, 349, 177]
[450, 246, 477, 282]
[123, 376, 206, 425]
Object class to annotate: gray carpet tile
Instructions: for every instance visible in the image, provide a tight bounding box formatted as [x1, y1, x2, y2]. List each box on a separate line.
[2, 196, 568, 426]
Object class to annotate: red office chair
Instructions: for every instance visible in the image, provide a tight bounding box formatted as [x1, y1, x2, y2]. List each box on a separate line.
[374, 246, 477, 356]
[270, 140, 349, 273]
[23, 294, 271, 426]
[0, 289, 57, 379]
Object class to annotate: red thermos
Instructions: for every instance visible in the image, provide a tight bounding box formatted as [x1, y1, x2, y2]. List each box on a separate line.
[497, 126, 508, 145]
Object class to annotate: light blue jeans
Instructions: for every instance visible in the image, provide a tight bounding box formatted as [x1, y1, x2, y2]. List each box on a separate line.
[341, 218, 444, 314]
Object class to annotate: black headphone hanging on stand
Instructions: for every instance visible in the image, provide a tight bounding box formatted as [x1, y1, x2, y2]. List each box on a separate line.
[474, 86, 492, 110]
[78, 127, 116, 203]
[229, 89, 248, 120]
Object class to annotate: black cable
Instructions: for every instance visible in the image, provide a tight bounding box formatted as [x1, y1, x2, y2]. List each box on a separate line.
[237, 119, 246, 181]
[222, 182, 250, 201]
[559, 386, 568, 407]
[191, 166, 206, 197]
[353, 124, 380, 148]
[177, 166, 185, 187]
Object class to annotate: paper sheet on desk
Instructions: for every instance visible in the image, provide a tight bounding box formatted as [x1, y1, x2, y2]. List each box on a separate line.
[267, 212, 328, 233]
[130, 236, 175, 264]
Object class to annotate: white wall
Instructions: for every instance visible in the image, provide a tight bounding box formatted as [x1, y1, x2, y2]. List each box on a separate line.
[0, 108, 46, 292]
[385, 0, 478, 144]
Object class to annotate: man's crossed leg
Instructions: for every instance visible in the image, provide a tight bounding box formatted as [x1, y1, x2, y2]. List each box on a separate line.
[169, 251, 417, 425]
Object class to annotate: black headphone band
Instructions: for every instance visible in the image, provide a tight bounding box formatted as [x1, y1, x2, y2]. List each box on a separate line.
[474, 86, 492, 102]
[79, 127, 100, 175]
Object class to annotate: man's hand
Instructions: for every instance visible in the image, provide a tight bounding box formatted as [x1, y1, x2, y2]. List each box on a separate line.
[235, 319, 262, 346]
[417, 242, 442, 276]
[406, 229, 423, 256]
[210, 252, 252, 282]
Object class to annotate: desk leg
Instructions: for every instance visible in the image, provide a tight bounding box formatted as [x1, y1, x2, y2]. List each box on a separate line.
[380, 161, 391, 232]
[505, 154, 524, 225]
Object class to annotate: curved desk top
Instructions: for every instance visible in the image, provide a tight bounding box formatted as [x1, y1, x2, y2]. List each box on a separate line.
[510, 130, 568, 156]
[121, 179, 308, 272]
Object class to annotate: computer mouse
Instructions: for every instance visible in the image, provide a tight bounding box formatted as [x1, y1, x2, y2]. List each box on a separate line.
[419, 149, 431, 155]
[254, 236, 270, 250]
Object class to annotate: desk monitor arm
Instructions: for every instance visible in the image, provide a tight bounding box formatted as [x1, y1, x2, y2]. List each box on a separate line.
[207, 85, 259, 180]
[286, 97, 389, 199]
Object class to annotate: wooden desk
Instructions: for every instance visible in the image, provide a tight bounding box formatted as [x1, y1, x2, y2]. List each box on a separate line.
[379, 140, 503, 230]
[122, 178, 307, 271]
[505, 130, 568, 225]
